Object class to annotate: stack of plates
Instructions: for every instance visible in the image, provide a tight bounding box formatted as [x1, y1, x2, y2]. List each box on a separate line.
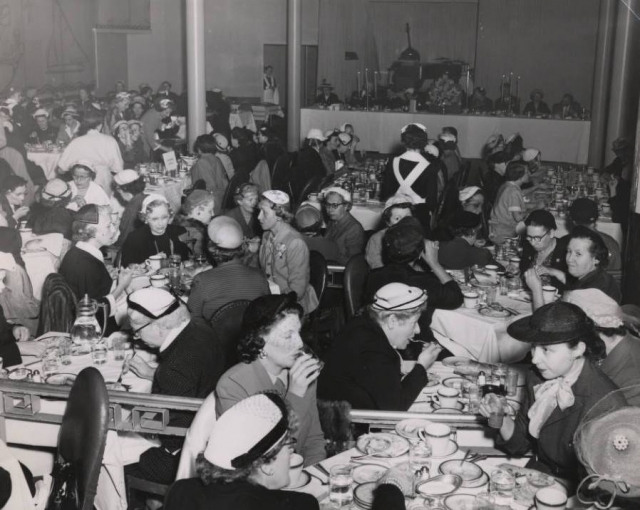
[354, 482, 375, 509]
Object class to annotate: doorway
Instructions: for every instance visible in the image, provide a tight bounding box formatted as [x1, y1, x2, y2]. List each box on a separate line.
[263, 44, 318, 108]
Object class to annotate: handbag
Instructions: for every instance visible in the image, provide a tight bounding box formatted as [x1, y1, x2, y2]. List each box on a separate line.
[47, 458, 80, 510]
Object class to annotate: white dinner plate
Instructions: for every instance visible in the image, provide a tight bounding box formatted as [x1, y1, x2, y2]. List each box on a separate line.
[352, 464, 388, 484]
[356, 432, 410, 458]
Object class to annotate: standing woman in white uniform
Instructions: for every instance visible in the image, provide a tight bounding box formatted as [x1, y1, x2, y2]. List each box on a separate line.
[382, 123, 436, 235]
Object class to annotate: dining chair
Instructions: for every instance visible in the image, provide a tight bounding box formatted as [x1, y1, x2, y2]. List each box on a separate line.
[309, 250, 328, 304]
[55, 367, 109, 510]
[296, 175, 323, 209]
[343, 254, 370, 320]
[36, 273, 77, 336]
[209, 299, 252, 370]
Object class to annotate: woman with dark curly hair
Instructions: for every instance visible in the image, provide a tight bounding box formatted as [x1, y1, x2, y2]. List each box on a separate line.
[166, 392, 319, 510]
[230, 127, 259, 181]
[365, 194, 415, 269]
[215, 293, 326, 467]
[480, 302, 626, 482]
[0, 175, 29, 229]
[525, 225, 620, 309]
[382, 123, 434, 233]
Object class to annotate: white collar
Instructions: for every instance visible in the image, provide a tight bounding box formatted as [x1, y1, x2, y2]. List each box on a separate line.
[76, 241, 104, 263]
[399, 150, 428, 164]
[159, 320, 190, 353]
[266, 369, 288, 387]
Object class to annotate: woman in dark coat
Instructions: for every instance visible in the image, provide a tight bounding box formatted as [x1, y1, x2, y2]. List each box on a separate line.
[318, 283, 441, 410]
[120, 195, 190, 267]
[481, 302, 626, 482]
[27, 179, 74, 239]
[230, 127, 259, 181]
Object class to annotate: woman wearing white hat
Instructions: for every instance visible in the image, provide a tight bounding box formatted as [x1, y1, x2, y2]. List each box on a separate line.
[66, 161, 111, 212]
[365, 194, 415, 269]
[103, 91, 130, 136]
[291, 129, 327, 200]
[56, 106, 81, 145]
[28, 109, 57, 145]
[165, 392, 319, 510]
[257, 190, 318, 314]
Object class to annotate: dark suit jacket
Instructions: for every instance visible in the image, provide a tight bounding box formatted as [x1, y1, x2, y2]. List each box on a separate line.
[438, 237, 494, 270]
[315, 92, 340, 106]
[165, 479, 319, 510]
[601, 334, 640, 406]
[0, 306, 21, 367]
[292, 146, 326, 200]
[318, 314, 429, 411]
[497, 361, 626, 481]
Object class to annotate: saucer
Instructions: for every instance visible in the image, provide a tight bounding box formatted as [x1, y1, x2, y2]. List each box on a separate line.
[432, 401, 465, 412]
[463, 470, 489, 488]
[286, 471, 311, 490]
[442, 377, 467, 390]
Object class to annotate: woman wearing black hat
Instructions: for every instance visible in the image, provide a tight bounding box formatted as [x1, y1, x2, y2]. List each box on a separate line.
[215, 294, 326, 467]
[480, 302, 626, 482]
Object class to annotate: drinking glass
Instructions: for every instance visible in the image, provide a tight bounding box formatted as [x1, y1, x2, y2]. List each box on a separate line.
[112, 335, 127, 361]
[485, 285, 498, 305]
[506, 368, 519, 397]
[329, 464, 353, 507]
[167, 267, 181, 290]
[91, 342, 108, 365]
[490, 468, 515, 505]
[467, 384, 481, 414]
[409, 441, 432, 483]
[59, 337, 73, 365]
[42, 349, 60, 376]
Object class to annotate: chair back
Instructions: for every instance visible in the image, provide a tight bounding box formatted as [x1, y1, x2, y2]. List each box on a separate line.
[58, 367, 109, 510]
[296, 175, 323, 209]
[271, 153, 293, 196]
[249, 159, 272, 195]
[221, 171, 250, 211]
[37, 273, 77, 337]
[309, 250, 328, 303]
[209, 299, 252, 370]
[343, 254, 370, 320]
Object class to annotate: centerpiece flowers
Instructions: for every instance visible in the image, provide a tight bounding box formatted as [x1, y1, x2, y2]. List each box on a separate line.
[427, 74, 462, 106]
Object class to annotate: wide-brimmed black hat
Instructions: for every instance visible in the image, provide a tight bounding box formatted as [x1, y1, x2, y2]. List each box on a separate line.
[242, 292, 302, 333]
[507, 301, 595, 345]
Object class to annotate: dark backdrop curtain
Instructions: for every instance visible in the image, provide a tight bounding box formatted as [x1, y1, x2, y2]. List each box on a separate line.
[317, 0, 380, 103]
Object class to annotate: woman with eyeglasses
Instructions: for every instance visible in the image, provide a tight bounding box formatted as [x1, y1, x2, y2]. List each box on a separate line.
[215, 293, 326, 467]
[519, 210, 568, 290]
[66, 161, 111, 212]
[166, 392, 320, 510]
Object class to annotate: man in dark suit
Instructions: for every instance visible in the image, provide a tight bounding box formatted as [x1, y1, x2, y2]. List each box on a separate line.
[315, 82, 340, 107]
[552, 93, 582, 118]
[124, 287, 225, 484]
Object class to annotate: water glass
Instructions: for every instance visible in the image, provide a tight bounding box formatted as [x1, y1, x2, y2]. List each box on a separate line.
[112, 335, 127, 361]
[490, 468, 515, 505]
[485, 285, 498, 305]
[167, 267, 181, 290]
[42, 349, 60, 376]
[329, 464, 354, 507]
[474, 492, 496, 509]
[91, 342, 108, 365]
[467, 384, 481, 414]
[506, 368, 519, 397]
[409, 441, 433, 482]
[59, 337, 73, 365]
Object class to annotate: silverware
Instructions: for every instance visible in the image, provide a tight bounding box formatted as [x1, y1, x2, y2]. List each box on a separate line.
[306, 470, 328, 485]
[314, 463, 330, 478]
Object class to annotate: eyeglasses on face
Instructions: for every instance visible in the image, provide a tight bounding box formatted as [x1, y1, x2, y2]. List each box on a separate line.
[131, 321, 153, 339]
[325, 202, 346, 210]
[525, 231, 550, 243]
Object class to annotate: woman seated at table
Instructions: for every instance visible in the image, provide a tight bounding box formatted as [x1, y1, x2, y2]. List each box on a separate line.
[564, 288, 640, 406]
[438, 210, 497, 270]
[0, 253, 29, 367]
[318, 283, 442, 410]
[66, 161, 111, 212]
[59, 205, 133, 332]
[224, 183, 262, 239]
[27, 179, 74, 240]
[489, 161, 529, 244]
[365, 194, 415, 269]
[112, 169, 147, 246]
[435, 186, 489, 242]
[120, 194, 190, 267]
[525, 225, 621, 309]
[0, 231, 39, 335]
[256, 190, 318, 314]
[216, 293, 326, 466]
[165, 392, 319, 510]
[339, 123, 362, 167]
[112, 120, 145, 168]
[480, 302, 626, 482]
[519, 209, 568, 290]
[381, 123, 436, 234]
[230, 127, 259, 181]
[0, 175, 30, 229]
[190, 133, 229, 215]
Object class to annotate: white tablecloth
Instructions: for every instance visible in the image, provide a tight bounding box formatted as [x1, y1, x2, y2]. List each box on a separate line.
[26, 151, 62, 180]
[431, 295, 533, 364]
[301, 108, 591, 164]
[350, 201, 386, 231]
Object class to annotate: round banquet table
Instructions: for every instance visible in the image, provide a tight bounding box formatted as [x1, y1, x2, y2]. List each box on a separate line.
[26, 151, 62, 180]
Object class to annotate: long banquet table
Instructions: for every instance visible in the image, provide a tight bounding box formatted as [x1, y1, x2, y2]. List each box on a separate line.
[301, 108, 591, 164]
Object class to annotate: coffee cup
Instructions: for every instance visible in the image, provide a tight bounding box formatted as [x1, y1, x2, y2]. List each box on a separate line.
[288, 453, 304, 486]
[601, 202, 611, 214]
[150, 274, 166, 288]
[542, 285, 558, 304]
[484, 264, 499, 277]
[535, 487, 567, 510]
[421, 423, 454, 456]
[463, 291, 479, 309]
[146, 255, 163, 271]
[432, 387, 460, 409]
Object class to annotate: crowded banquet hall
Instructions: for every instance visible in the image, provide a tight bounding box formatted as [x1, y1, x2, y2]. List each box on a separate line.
[1, 0, 640, 509]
